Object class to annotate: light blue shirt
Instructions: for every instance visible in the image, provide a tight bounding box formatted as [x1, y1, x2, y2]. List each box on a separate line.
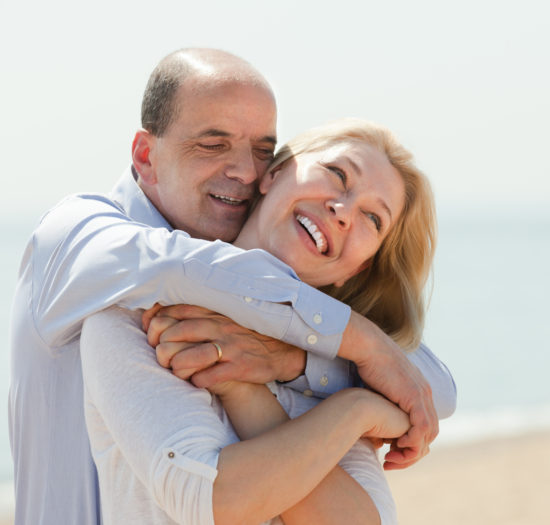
[9, 167, 456, 525]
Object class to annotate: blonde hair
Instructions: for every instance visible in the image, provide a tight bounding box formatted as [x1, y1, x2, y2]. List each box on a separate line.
[269, 119, 436, 350]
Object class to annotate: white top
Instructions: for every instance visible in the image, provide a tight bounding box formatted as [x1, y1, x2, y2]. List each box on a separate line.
[81, 307, 399, 525]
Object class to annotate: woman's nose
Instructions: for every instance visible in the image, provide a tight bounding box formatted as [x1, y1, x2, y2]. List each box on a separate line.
[326, 199, 350, 229]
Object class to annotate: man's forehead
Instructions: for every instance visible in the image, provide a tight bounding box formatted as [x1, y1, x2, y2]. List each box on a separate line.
[171, 78, 277, 142]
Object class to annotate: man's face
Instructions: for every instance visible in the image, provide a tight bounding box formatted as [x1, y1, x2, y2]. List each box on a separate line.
[146, 79, 277, 241]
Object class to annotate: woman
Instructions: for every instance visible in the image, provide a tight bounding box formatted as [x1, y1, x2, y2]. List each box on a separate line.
[81, 118, 439, 525]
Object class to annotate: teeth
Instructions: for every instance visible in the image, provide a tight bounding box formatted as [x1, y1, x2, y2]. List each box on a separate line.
[212, 194, 244, 205]
[296, 214, 327, 254]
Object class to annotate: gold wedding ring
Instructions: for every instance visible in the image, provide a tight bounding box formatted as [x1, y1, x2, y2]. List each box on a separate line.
[212, 342, 223, 363]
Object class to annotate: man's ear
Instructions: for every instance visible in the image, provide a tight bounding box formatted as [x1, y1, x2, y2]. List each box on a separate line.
[333, 259, 371, 288]
[132, 130, 156, 185]
[259, 164, 283, 194]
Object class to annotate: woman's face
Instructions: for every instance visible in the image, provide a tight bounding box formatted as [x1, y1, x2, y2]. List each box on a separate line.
[235, 140, 406, 287]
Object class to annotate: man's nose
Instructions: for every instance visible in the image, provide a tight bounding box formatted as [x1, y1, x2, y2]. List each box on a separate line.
[326, 199, 351, 229]
[224, 147, 258, 185]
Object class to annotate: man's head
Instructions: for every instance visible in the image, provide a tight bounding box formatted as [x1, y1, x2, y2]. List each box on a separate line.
[133, 48, 277, 242]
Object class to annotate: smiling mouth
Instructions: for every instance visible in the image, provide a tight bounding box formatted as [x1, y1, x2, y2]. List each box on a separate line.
[296, 214, 328, 254]
[211, 194, 248, 206]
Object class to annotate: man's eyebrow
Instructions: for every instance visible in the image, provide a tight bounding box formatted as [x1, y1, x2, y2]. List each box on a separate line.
[196, 129, 276, 146]
[197, 128, 232, 138]
[259, 135, 277, 147]
[345, 156, 393, 221]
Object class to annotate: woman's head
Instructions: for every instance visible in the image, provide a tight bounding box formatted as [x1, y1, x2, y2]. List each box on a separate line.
[236, 118, 436, 350]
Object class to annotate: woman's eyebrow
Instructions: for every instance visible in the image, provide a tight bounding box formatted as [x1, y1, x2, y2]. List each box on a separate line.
[377, 198, 393, 222]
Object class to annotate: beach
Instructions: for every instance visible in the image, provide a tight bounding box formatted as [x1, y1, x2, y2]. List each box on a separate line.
[0, 431, 548, 524]
[387, 431, 550, 525]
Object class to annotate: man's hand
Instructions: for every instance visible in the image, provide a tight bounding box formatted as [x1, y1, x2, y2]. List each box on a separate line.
[144, 304, 306, 387]
[339, 311, 438, 470]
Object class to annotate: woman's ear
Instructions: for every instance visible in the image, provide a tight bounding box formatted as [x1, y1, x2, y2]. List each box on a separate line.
[259, 164, 283, 194]
[132, 130, 157, 185]
[333, 259, 371, 288]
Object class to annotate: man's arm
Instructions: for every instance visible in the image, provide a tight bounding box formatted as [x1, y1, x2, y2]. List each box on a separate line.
[149, 307, 455, 416]
[147, 306, 454, 469]
[30, 192, 349, 355]
[31, 190, 440, 468]
[338, 310, 439, 469]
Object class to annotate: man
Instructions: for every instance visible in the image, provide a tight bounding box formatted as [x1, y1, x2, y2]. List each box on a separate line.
[9, 48, 454, 524]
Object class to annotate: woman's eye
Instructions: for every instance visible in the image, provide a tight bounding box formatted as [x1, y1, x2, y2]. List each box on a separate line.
[327, 165, 347, 185]
[366, 212, 382, 232]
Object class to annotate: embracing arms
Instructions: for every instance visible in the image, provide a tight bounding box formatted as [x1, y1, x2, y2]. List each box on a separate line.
[28, 181, 445, 467]
[81, 308, 407, 525]
[147, 305, 456, 469]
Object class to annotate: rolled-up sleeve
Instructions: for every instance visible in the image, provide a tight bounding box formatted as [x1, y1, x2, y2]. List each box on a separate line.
[81, 306, 238, 524]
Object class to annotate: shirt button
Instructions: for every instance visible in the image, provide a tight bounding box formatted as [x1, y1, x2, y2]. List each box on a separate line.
[313, 313, 323, 324]
[307, 334, 318, 345]
[320, 375, 329, 387]
[168, 451, 175, 459]
[244, 296, 253, 303]
[303, 389, 313, 397]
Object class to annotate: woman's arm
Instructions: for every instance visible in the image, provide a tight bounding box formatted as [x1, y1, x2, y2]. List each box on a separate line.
[212, 382, 409, 525]
[82, 307, 407, 525]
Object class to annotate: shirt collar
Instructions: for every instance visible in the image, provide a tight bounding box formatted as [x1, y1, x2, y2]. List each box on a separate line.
[109, 165, 173, 231]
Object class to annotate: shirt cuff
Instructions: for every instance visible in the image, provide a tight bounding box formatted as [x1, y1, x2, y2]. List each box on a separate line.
[279, 354, 355, 399]
[285, 283, 351, 359]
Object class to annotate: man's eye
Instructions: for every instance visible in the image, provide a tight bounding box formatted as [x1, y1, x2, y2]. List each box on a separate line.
[199, 143, 225, 151]
[255, 148, 275, 160]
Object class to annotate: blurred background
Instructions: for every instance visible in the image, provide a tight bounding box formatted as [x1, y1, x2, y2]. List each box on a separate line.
[1, 0, 549, 523]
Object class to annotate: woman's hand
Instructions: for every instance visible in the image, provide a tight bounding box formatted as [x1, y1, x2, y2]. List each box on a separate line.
[357, 390, 411, 441]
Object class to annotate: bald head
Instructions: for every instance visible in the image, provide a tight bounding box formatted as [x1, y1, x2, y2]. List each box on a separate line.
[141, 48, 274, 136]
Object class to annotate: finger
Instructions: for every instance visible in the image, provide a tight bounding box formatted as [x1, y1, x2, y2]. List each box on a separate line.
[171, 367, 200, 381]
[156, 341, 194, 368]
[142, 302, 163, 331]
[170, 342, 221, 372]
[190, 362, 240, 389]
[384, 445, 421, 463]
[147, 316, 180, 346]
[157, 304, 218, 320]
[384, 459, 419, 471]
[159, 318, 222, 344]
[383, 445, 429, 470]
[397, 415, 437, 449]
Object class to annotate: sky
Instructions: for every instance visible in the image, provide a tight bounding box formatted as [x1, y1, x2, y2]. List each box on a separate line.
[1, 0, 550, 486]
[1, 0, 549, 223]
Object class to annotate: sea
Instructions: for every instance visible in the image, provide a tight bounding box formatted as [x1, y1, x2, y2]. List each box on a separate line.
[1, 209, 549, 510]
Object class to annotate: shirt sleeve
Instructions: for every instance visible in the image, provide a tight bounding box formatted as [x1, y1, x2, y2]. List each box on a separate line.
[28, 193, 350, 358]
[81, 306, 235, 525]
[283, 342, 456, 419]
[406, 342, 457, 419]
[282, 354, 356, 398]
